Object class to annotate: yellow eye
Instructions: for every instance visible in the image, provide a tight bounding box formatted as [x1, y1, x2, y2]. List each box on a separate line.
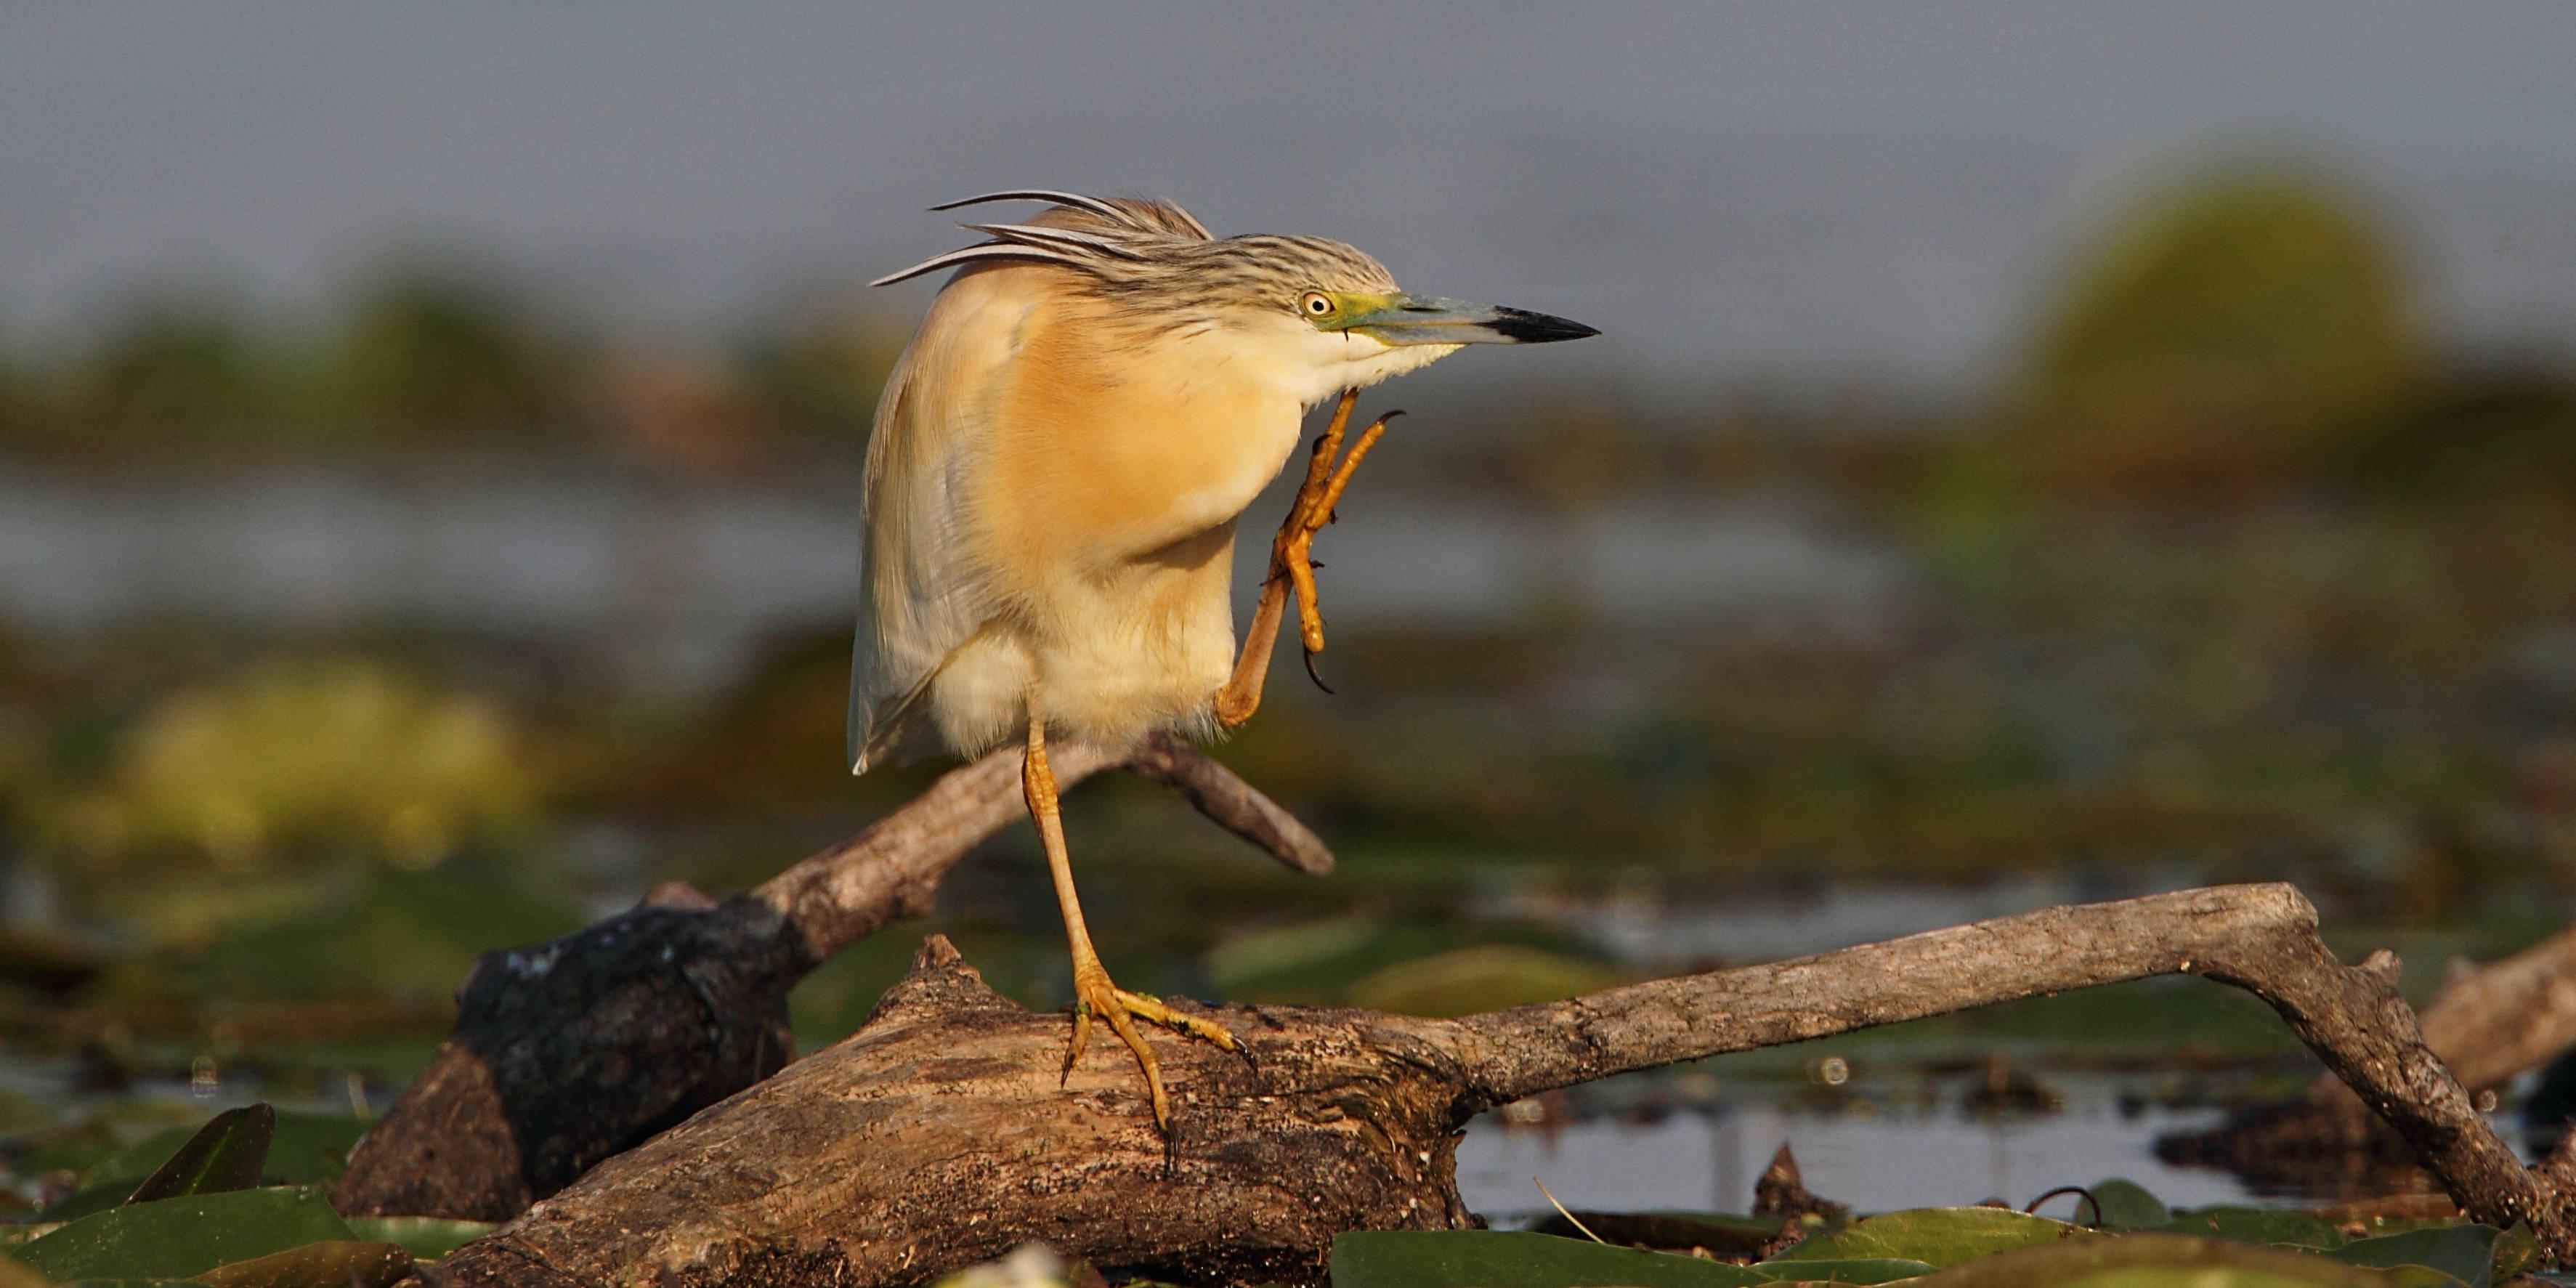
[1300, 292, 1334, 317]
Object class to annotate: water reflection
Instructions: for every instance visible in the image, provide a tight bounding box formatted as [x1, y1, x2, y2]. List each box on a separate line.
[1456, 1101, 2256, 1218]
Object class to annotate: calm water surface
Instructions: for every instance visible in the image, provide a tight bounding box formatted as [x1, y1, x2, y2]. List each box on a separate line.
[1455, 1103, 2251, 1218]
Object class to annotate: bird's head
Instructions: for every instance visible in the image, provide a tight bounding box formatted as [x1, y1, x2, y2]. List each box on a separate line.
[1204, 235, 1602, 402]
[876, 190, 1597, 406]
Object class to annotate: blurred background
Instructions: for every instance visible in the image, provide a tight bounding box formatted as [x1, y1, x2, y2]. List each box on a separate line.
[3, 1, 2575, 1213]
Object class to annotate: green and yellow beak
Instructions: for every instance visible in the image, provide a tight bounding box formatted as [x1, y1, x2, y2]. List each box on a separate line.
[1319, 292, 1600, 346]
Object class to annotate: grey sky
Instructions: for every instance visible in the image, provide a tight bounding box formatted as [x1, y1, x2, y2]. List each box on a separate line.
[5, 3, 2575, 389]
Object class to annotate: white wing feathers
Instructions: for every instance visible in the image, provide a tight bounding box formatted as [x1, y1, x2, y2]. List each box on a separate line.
[845, 315, 1004, 774]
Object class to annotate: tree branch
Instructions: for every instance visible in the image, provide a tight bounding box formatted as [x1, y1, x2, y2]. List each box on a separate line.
[335, 734, 1329, 1220]
[756, 732, 1329, 958]
[424, 884, 2576, 1288]
[2160, 921, 2576, 1200]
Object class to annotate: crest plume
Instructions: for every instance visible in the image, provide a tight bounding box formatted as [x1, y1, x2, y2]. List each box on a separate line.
[872, 191, 1215, 287]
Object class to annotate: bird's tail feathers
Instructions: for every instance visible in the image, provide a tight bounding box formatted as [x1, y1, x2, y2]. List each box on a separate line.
[848, 673, 936, 776]
[847, 618, 1003, 774]
[846, 612, 933, 774]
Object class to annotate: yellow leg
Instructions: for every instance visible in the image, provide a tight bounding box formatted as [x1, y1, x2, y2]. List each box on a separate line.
[1023, 713, 1235, 1132]
[1215, 389, 1398, 728]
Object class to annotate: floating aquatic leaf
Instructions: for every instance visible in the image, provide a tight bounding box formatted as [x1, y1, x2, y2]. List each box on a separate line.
[341, 1216, 495, 1261]
[1330, 1229, 1773, 1288]
[2086, 1178, 2172, 1231]
[2155, 1207, 2347, 1250]
[1746, 1259, 1937, 1284]
[2328, 1224, 2495, 1288]
[126, 1106, 275, 1205]
[254, 1113, 368, 1186]
[1770, 1208, 2081, 1268]
[46, 1108, 370, 1222]
[194, 1241, 412, 1288]
[16, 1186, 355, 1284]
[1900, 1233, 2458, 1287]
[2485, 1221, 2537, 1285]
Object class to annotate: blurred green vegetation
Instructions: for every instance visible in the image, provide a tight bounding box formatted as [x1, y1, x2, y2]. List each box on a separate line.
[47, 658, 535, 880]
[2009, 174, 2424, 495]
[0, 262, 906, 472]
[0, 166, 2569, 1111]
[328, 268, 580, 447]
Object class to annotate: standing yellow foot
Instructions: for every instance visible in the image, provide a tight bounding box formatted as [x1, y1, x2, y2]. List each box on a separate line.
[1023, 705, 1236, 1133]
[1063, 965, 1238, 1133]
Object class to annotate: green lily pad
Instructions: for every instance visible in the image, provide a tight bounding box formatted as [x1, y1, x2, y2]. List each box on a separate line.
[1770, 1208, 2083, 1268]
[2485, 1222, 2538, 1284]
[1900, 1233, 2459, 1287]
[2155, 1207, 2347, 1251]
[194, 1241, 411, 1288]
[2087, 1179, 2173, 1232]
[341, 1217, 495, 1261]
[255, 1114, 367, 1187]
[2328, 1225, 2495, 1288]
[16, 1186, 355, 1284]
[41, 1183, 152, 1225]
[126, 1106, 275, 1205]
[44, 1108, 372, 1223]
[1747, 1260, 1937, 1284]
[1330, 1230, 1773, 1288]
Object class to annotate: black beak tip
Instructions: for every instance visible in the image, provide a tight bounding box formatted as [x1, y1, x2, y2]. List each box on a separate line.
[1491, 307, 1601, 344]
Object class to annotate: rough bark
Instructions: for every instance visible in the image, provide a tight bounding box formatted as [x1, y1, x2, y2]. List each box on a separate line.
[424, 883, 2576, 1288]
[333, 734, 1329, 1221]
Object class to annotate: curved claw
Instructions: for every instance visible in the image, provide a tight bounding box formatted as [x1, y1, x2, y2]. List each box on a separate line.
[1302, 649, 1334, 695]
[1061, 1001, 1093, 1086]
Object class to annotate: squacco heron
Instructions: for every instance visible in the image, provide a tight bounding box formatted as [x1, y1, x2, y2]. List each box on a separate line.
[848, 190, 1595, 1130]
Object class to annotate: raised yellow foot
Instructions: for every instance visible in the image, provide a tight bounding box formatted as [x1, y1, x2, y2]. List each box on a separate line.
[1215, 387, 1398, 726]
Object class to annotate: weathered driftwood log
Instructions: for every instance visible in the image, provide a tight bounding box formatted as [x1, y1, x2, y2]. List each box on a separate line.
[334, 734, 1329, 1221]
[424, 883, 2576, 1288]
